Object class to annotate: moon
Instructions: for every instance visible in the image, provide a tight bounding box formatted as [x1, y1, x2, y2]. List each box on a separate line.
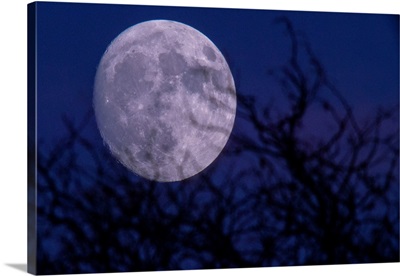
[93, 20, 236, 182]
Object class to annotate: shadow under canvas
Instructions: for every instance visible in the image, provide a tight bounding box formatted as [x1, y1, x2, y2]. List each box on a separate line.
[6, 264, 27, 273]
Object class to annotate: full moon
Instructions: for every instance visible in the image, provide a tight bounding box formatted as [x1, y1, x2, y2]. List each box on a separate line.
[93, 20, 236, 182]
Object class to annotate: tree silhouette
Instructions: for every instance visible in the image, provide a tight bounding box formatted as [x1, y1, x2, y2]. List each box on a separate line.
[33, 18, 399, 274]
[232, 17, 399, 265]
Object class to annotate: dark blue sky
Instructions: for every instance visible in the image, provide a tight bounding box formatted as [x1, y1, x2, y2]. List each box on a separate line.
[32, 3, 399, 272]
[36, 1, 399, 149]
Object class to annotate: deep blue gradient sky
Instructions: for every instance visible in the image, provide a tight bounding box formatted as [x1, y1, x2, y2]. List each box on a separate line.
[36, 2, 399, 148]
[32, 2, 399, 272]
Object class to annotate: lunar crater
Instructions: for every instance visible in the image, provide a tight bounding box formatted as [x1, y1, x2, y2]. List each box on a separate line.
[202, 45, 217, 61]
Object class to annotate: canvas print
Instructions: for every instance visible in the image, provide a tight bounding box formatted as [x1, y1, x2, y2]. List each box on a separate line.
[28, 1, 399, 275]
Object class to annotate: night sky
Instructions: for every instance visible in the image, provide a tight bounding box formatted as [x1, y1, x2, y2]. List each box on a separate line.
[32, 1, 399, 274]
[36, 2, 398, 146]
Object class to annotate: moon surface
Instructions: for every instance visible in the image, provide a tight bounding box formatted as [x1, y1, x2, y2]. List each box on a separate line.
[93, 20, 236, 182]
